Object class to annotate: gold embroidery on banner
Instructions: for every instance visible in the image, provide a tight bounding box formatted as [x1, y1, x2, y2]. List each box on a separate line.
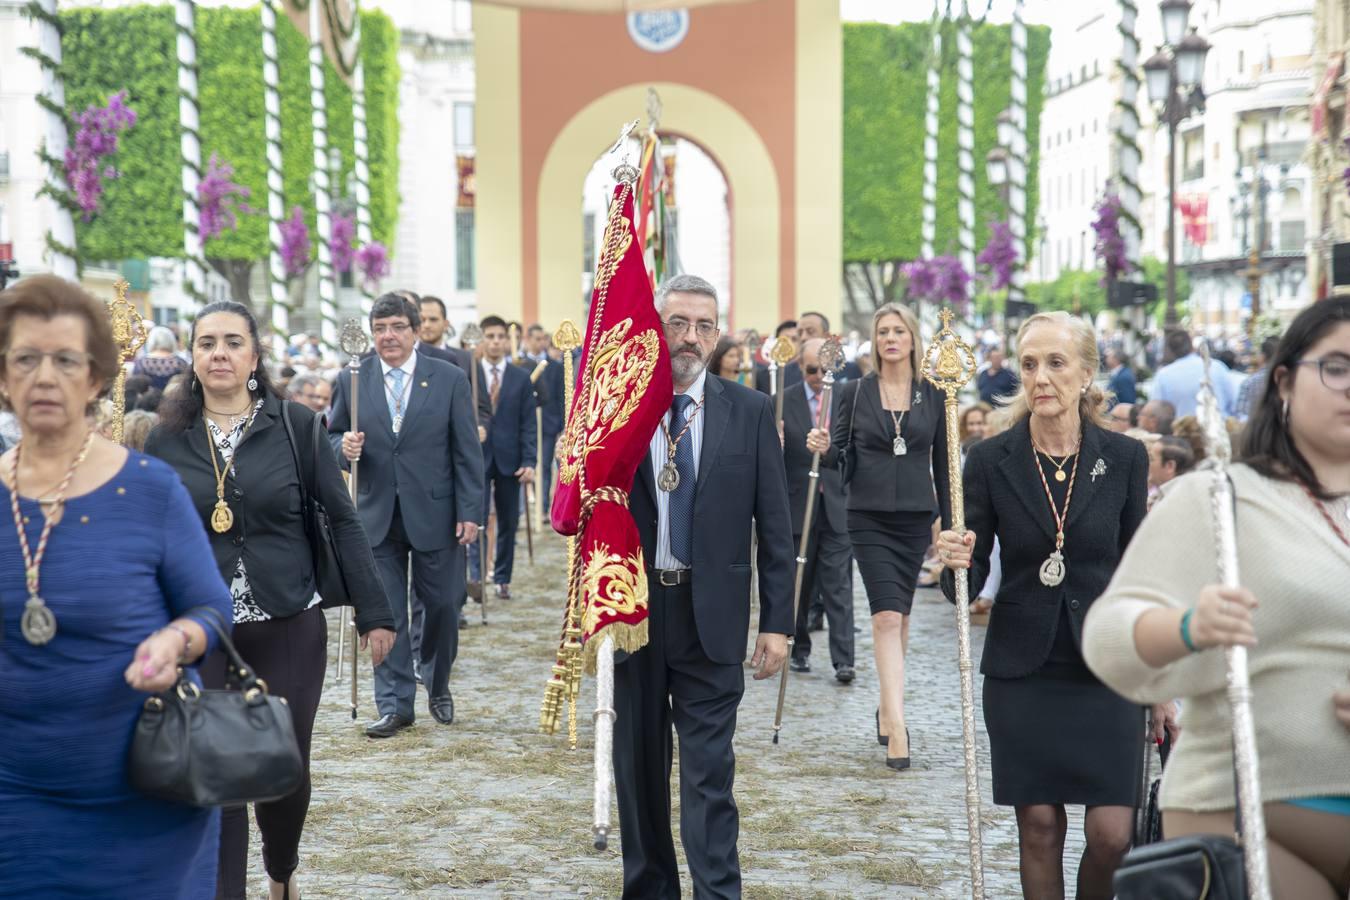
[581, 543, 648, 636]
[557, 318, 659, 485]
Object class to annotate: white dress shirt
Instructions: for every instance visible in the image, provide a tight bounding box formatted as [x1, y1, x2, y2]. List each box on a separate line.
[480, 357, 507, 387]
[380, 351, 417, 426]
[647, 369, 707, 570]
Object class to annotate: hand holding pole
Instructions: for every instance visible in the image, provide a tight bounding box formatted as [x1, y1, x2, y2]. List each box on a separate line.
[771, 338, 843, 744]
[921, 308, 984, 899]
[340, 319, 370, 720]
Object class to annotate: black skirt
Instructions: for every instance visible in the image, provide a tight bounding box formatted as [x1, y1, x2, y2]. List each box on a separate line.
[983, 608, 1145, 807]
[847, 509, 934, 616]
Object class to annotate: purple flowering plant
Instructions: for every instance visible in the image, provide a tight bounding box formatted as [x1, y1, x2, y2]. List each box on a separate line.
[65, 90, 137, 218]
[279, 206, 311, 279]
[198, 153, 254, 241]
[976, 220, 1017, 291]
[355, 242, 391, 291]
[902, 255, 972, 310]
[330, 212, 356, 273]
[1091, 192, 1132, 284]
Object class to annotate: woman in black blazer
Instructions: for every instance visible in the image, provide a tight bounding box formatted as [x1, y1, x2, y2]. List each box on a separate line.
[817, 302, 949, 771]
[145, 301, 394, 900]
[937, 311, 1175, 899]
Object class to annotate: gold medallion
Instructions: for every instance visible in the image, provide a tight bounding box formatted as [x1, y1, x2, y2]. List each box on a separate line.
[1054, 470, 1066, 482]
[211, 500, 234, 534]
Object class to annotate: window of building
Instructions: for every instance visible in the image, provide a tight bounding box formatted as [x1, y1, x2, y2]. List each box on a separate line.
[454, 103, 474, 153]
[455, 208, 474, 290]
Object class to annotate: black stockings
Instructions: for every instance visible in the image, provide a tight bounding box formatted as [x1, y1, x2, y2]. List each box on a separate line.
[1014, 804, 1133, 900]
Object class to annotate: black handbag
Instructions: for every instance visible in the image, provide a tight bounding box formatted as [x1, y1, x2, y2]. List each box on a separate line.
[279, 403, 351, 607]
[128, 607, 303, 807]
[838, 381, 860, 487]
[1113, 834, 1247, 899]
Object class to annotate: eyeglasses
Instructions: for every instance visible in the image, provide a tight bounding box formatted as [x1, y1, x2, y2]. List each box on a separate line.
[5, 349, 91, 376]
[372, 323, 412, 337]
[804, 365, 821, 375]
[663, 317, 719, 340]
[1294, 357, 1350, 392]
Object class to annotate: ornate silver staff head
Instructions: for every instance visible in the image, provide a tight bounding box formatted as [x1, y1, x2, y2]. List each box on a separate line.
[461, 322, 484, 350]
[340, 318, 369, 370]
[1196, 342, 1233, 467]
[819, 337, 845, 384]
[609, 118, 641, 185]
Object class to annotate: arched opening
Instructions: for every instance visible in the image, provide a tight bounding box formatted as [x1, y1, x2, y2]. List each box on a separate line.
[581, 134, 732, 320]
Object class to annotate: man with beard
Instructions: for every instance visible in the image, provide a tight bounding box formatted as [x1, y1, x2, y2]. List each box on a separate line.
[615, 273, 794, 899]
[330, 293, 483, 736]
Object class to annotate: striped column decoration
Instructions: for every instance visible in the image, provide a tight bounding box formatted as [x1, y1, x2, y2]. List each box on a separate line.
[1114, 0, 1143, 263]
[176, 0, 207, 308]
[350, 4, 375, 317]
[29, 0, 78, 280]
[1007, 0, 1028, 307]
[261, 0, 289, 356]
[308, 0, 339, 351]
[922, 3, 941, 262]
[956, 1, 976, 297]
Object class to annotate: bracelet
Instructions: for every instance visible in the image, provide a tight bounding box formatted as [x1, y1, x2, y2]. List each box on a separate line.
[163, 623, 193, 661]
[1179, 609, 1198, 653]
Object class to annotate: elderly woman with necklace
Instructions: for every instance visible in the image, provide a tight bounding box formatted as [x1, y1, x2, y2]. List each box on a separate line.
[937, 311, 1174, 899]
[0, 276, 232, 898]
[146, 301, 394, 900]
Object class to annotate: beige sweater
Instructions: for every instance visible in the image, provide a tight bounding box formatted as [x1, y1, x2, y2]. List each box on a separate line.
[1083, 463, 1350, 812]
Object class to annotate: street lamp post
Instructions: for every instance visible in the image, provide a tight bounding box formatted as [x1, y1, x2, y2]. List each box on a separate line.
[1143, 0, 1210, 328]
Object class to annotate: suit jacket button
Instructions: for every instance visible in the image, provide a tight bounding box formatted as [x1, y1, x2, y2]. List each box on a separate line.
[233, 535, 243, 546]
[232, 489, 242, 500]
[1069, 599, 1081, 610]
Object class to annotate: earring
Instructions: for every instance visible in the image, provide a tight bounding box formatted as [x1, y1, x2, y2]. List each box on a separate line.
[1282, 398, 1289, 421]
[247, 374, 259, 392]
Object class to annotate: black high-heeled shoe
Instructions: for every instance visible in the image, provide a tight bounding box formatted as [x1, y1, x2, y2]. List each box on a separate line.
[886, 728, 911, 771]
[875, 709, 887, 746]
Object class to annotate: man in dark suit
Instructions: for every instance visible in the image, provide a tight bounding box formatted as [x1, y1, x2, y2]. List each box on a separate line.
[1104, 346, 1137, 405]
[468, 314, 536, 599]
[782, 338, 855, 682]
[523, 323, 564, 512]
[617, 274, 793, 899]
[330, 293, 484, 737]
[797, 310, 863, 382]
[415, 293, 492, 428]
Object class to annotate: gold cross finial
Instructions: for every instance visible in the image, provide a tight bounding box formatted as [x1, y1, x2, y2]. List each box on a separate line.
[940, 308, 954, 330]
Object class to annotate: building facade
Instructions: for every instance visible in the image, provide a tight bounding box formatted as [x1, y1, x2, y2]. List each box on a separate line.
[1308, 0, 1349, 298]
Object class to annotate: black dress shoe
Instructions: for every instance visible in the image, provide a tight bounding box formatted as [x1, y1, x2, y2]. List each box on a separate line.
[365, 713, 413, 739]
[429, 694, 455, 725]
[834, 664, 855, 684]
[807, 612, 824, 632]
[875, 709, 887, 746]
[789, 656, 810, 673]
[886, 728, 912, 771]
[496, 584, 511, 600]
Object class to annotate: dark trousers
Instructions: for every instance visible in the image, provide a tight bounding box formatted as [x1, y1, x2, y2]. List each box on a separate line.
[614, 581, 743, 899]
[469, 459, 521, 585]
[202, 606, 327, 897]
[373, 505, 462, 717]
[539, 429, 559, 512]
[792, 512, 855, 668]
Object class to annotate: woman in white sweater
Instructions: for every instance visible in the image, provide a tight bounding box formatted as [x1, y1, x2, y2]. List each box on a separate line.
[1083, 297, 1350, 899]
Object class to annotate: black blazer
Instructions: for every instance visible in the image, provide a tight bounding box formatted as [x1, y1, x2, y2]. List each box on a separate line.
[628, 375, 796, 664]
[145, 395, 394, 635]
[328, 352, 484, 551]
[781, 381, 846, 533]
[825, 374, 951, 526]
[754, 360, 803, 396]
[942, 419, 1148, 679]
[481, 361, 538, 475]
[414, 342, 492, 426]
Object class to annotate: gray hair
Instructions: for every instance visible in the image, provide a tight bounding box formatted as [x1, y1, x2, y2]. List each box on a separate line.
[287, 373, 318, 398]
[146, 326, 178, 354]
[654, 274, 718, 314]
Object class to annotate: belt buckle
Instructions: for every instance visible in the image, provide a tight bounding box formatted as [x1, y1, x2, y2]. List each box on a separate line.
[659, 570, 680, 587]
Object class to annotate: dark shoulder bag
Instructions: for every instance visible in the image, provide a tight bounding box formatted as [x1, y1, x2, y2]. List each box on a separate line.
[838, 381, 860, 487]
[279, 402, 351, 607]
[128, 606, 303, 807]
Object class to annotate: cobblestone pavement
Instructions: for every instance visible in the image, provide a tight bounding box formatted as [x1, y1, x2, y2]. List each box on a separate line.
[242, 532, 1091, 898]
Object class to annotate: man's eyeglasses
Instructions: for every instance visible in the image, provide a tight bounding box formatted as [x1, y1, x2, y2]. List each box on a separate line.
[663, 317, 719, 340]
[372, 322, 412, 337]
[6, 349, 91, 376]
[803, 365, 821, 376]
[1294, 357, 1350, 392]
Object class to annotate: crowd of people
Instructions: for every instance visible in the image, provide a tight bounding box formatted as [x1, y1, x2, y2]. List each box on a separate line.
[0, 268, 1346, 900]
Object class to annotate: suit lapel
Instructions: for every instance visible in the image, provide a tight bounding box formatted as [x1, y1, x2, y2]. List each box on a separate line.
[1064, 424, 1111, 531]
[696, 375, 729, 495]
[786, 383, 809, 433]
[361, 356, 392, 434]
[396, 355, 435, 442]
[185, 411, 215, 469]
[997, 418, 1058, 542]
[637, 453, 657, 510]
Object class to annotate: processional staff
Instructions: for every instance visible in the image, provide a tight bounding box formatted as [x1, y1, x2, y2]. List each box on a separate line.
[105, 278, 148, 445]
[922, 308, 985, 899]
[768, 334, 796, 430]
[1197, 344, 1272, 899]
[770, 337, 844, 743]
[336, 318, 369, 720]
[510, 322, 535, 565]
[540, 318, 584, 749]
[461, 322, 489, 623]
[738, 330, 761, 388]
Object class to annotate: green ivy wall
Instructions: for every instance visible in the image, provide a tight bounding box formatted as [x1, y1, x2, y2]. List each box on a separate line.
[843, 20, 1050, 264]
[58, 5, 400, 264]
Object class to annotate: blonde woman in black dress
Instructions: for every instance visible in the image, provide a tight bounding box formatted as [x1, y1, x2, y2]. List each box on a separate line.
[816, 302, 948, 770]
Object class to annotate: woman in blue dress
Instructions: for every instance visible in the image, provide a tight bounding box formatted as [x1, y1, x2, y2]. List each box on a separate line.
[0, 275, 232, 899]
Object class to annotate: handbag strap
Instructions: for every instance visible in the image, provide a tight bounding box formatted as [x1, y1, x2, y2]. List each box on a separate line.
[182, 605, 262, 692]
[278, 400, 316, 511]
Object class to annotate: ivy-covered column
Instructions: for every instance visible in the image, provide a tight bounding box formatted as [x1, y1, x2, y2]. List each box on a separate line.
[25, 0, 78, 280]
[922, 5, 941, 264]
[956, 2, 975, 299]
[1008, 0, 1027, 308]
[308, 0, 338, 351]
[261, 0, 289, 354]
[351, 4, 374, 317]
[1114, 0, 1143, 264]
[176, 0, 207, 308]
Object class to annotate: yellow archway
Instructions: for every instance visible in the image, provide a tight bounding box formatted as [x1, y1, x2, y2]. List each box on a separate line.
[536, 82, 780, 330]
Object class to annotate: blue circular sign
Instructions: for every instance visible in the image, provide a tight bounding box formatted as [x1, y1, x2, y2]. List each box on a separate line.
[627, 10, 690, 54]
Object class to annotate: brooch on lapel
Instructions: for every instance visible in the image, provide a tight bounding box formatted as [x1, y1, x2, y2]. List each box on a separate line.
[420, 381, 428, 388]
[1090, 458, 1107, 482]
[913, 390, 922, 406]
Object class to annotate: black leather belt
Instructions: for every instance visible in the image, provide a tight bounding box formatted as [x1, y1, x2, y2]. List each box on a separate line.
[653, 569, 692, 587]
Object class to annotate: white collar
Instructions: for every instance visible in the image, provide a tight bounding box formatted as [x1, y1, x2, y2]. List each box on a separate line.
[481, 357, 506, 375]
[380, 350, 417, 378]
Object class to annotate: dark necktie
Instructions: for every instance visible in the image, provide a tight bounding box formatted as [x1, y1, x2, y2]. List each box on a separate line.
[489, 365, 501, 411]
[668, 394, 695, 566]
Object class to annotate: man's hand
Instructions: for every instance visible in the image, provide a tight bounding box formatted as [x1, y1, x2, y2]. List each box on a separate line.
[751, 633, 789, 680]
[457, 522, 479, 545]
[478, 425, 487, 443]
[361, 628, 396, 668]
[341, 431, 365, 462]
[805, 427, 830, 455]
[515, 466, 535, 485]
